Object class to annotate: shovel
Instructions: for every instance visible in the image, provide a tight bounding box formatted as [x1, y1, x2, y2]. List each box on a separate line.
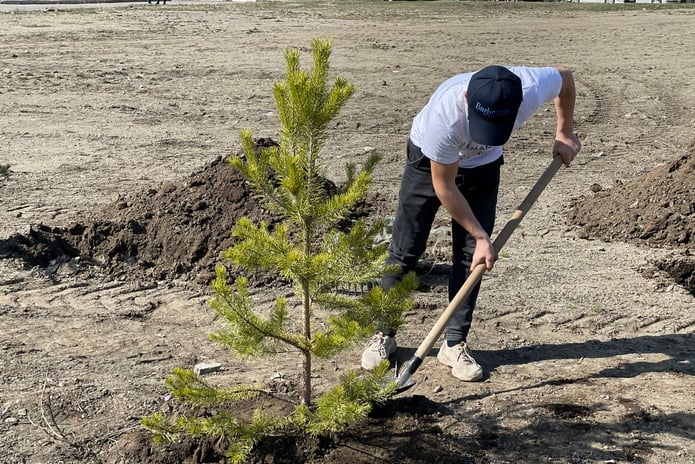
[392, 156, 565, 393]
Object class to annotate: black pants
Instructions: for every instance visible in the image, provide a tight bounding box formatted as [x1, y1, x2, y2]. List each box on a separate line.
[383, 139, 502, 342]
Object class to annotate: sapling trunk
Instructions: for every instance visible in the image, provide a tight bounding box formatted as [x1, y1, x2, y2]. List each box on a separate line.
[302, 226, 312, 406]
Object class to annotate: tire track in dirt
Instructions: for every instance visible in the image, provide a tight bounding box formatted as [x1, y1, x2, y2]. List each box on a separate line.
[575, 78, 610, 130]
[0, 269, 216, 374]
[575, 63, 692, 180]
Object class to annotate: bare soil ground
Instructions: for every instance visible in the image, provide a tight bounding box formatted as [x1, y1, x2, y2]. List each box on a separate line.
[1, 1, 693, 463]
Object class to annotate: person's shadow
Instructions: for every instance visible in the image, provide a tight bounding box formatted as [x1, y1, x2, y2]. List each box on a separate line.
[478, 333, 693, 376]
[387, 333, 694, 461]
[392, 332, 693, 395]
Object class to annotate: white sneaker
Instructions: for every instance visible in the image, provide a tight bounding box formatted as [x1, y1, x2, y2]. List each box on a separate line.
[437, 342, 483, 381]
[361, 332, 397, 370]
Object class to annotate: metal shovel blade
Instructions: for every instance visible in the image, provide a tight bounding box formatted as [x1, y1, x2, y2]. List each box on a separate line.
[394, 357, 420, 393]
[381, 357, 419, 394]
[393, 375, 417, 394]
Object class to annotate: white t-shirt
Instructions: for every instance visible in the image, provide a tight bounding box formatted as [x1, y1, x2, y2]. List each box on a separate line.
[409, 66, 562, 168]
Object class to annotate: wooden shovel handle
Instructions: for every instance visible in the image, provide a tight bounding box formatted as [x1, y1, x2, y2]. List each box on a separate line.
[411, 156, 564, 360]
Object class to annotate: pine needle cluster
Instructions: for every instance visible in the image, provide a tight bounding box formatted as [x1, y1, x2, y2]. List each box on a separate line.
[143, 38, 416, 463]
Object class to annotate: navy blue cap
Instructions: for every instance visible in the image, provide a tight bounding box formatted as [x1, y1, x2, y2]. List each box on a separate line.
[467, 66, 523, 146]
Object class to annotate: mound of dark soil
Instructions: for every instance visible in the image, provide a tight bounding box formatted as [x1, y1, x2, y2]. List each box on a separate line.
[0, 140, 389, 285]
[567, 139, 694, 294]
[568, 141, 693, 249]
[1, 155, 269, 284]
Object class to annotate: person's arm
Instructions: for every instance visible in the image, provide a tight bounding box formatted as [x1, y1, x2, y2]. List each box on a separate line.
[552, 67, 582, 166]
[430, 160, 497, 270]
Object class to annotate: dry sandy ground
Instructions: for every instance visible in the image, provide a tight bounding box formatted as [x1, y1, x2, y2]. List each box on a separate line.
[1, 1, 694, 463]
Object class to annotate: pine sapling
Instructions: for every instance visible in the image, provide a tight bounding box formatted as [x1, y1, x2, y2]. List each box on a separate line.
[143, 38, 416, 462]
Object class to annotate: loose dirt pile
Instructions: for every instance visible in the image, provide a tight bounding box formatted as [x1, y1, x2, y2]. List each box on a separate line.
[2, 155, 261, 284]
[567, 140, 694, 294]
[0, 138, 386, 286]
[568, 141, 693, 250]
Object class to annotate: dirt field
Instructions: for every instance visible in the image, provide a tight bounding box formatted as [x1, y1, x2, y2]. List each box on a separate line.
[1, 1, 694, 463]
